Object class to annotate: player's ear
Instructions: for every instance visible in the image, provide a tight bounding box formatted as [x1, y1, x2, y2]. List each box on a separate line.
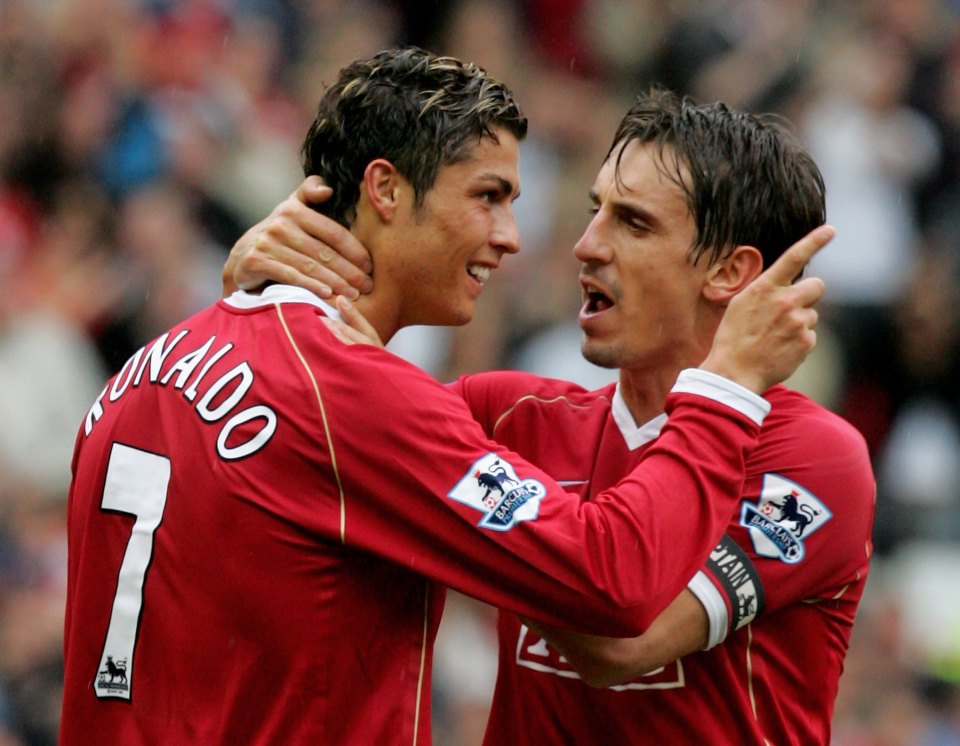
[702, 245, 763, 304]
[361, 159, 403, 222]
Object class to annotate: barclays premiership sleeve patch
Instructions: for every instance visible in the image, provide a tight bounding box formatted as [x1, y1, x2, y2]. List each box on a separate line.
[448, 453, 546, 531]
[740, 473, 832, 564]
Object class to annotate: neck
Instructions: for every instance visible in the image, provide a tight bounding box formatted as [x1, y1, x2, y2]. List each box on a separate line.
[349, 216, 405, 345]
[352, 292, 401, 345]
[617, 319, 718, 425]
[617, 365, 684, 425]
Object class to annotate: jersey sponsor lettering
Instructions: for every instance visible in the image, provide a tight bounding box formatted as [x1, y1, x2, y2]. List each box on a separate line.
[84, 331, 277, 460]
[448, 453, 546, 531]
[740, 473, 832, 564]
[515, 624, 686, 691]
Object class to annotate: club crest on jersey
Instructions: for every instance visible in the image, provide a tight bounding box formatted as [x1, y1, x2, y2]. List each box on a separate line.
[449, 453, 546, 531]
[740, 473, 831, 564]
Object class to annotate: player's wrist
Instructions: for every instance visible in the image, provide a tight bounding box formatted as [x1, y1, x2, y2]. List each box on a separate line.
[698, 353, 766, 395]
[673, 369, 771, 426]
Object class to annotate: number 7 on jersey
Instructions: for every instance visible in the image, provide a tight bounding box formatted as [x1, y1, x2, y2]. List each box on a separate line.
[95, 443, 170, 700]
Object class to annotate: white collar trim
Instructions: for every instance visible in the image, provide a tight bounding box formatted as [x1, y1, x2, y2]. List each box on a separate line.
[611, 383, 667, 451]
[223, 285, 341, 320]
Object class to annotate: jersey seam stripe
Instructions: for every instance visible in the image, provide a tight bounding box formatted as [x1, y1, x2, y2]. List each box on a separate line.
[831, 582, 851, 599]
[491, 393, 610, 435]
[801, 581, 851, 604]
[746, 623, 759, 721]
[412, 584, 430, 745]
[276, 304, 347, 544]
[745, 623, 774, 745]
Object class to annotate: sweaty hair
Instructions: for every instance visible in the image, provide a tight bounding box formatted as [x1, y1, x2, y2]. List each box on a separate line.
[608, 88, 825, 268]
[301, 46, 527, 227]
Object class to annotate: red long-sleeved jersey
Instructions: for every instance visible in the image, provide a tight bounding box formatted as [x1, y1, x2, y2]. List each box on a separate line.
[61, 285, 767, 744]
[453, 371, 874, 746]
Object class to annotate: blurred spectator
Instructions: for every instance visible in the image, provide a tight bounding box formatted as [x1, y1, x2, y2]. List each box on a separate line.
[801, 22, 941, 355]
[648, 0, 819, 113]
[98, 179, 227, 367]
[840, 250, 960, 552]
[432, 593, 499, 746]
[834, 550, 960, 746]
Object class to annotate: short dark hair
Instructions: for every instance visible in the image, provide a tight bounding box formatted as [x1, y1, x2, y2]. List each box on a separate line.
[608, 88, 825, 268]
[301, 47, 527, 227]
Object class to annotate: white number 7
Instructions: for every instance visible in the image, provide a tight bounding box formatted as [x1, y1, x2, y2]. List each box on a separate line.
[95, 443, 170, 700]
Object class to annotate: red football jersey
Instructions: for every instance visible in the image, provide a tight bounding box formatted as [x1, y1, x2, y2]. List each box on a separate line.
[61, 286, 768, 745]
[454, 371, 875, 746]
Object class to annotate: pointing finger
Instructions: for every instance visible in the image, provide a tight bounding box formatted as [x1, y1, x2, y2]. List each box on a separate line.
[764, 225, 835, 286]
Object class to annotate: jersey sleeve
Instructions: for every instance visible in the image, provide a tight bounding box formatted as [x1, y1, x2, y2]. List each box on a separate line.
[687, 407, 875, 646]
[298, 327, 767, 637]
[447, 370, 557, 436]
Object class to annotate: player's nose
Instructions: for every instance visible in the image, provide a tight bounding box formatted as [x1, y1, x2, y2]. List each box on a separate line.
[491, 207, 520, 255]
[573, 212, 614, 264]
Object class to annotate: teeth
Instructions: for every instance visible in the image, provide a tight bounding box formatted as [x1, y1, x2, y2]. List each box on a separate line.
[468, 265, 491, 283]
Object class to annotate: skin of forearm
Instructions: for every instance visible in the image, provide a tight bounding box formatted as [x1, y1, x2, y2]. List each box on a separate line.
[522, 589, 709, 688]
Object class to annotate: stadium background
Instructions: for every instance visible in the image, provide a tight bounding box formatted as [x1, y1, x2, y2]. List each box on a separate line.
[1, 0, 959, 742]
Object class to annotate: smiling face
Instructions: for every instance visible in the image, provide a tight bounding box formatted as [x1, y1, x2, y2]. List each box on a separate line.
[376, 127, 521, 333]
[575, 139, 716, 378]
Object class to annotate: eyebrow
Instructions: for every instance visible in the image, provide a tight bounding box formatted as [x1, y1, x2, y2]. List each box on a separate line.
[480, 174, 521, 201]
[588, 188, 659, 229]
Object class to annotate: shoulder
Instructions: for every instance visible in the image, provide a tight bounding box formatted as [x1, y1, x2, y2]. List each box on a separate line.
[274, 309, 470, 414]
[763, 386, 870, 459]
[754, 386, 875, 512]
[731, 389, 875, 601]
[450, 371, 615, 438]
[452, 370, 612, 415]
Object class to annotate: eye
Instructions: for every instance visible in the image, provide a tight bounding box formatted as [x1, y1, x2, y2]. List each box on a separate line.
[616, 211, 649, 235]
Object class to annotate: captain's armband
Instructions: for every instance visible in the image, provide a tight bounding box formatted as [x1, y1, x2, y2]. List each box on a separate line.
[688, 535, 765, 650]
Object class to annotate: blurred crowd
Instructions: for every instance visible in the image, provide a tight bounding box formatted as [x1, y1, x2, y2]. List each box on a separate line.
[1, 0, 959, 743]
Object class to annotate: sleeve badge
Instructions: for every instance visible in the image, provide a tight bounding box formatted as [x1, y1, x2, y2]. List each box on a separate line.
[740, 473, 832, 564]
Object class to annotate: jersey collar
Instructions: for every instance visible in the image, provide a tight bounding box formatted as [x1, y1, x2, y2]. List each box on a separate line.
[223, 284, 342, 320]
[611, 383, 666, 451]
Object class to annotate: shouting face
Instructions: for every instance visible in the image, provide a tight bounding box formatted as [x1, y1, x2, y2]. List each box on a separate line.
[575, 140, 713, 376]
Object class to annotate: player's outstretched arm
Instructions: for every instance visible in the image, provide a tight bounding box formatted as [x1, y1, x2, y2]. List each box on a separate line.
[523, 588, 709, 688]
[700, 225, 833, 394]
[222, 176, 373, 300]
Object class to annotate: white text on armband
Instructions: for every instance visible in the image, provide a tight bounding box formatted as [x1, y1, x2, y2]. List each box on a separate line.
[83, 330, 277, 460]
[705, 535, 765, 632]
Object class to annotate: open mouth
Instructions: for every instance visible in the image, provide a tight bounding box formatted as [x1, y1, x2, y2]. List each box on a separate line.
[583, 289, 614, 315]
[467, 265, 491, 284]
